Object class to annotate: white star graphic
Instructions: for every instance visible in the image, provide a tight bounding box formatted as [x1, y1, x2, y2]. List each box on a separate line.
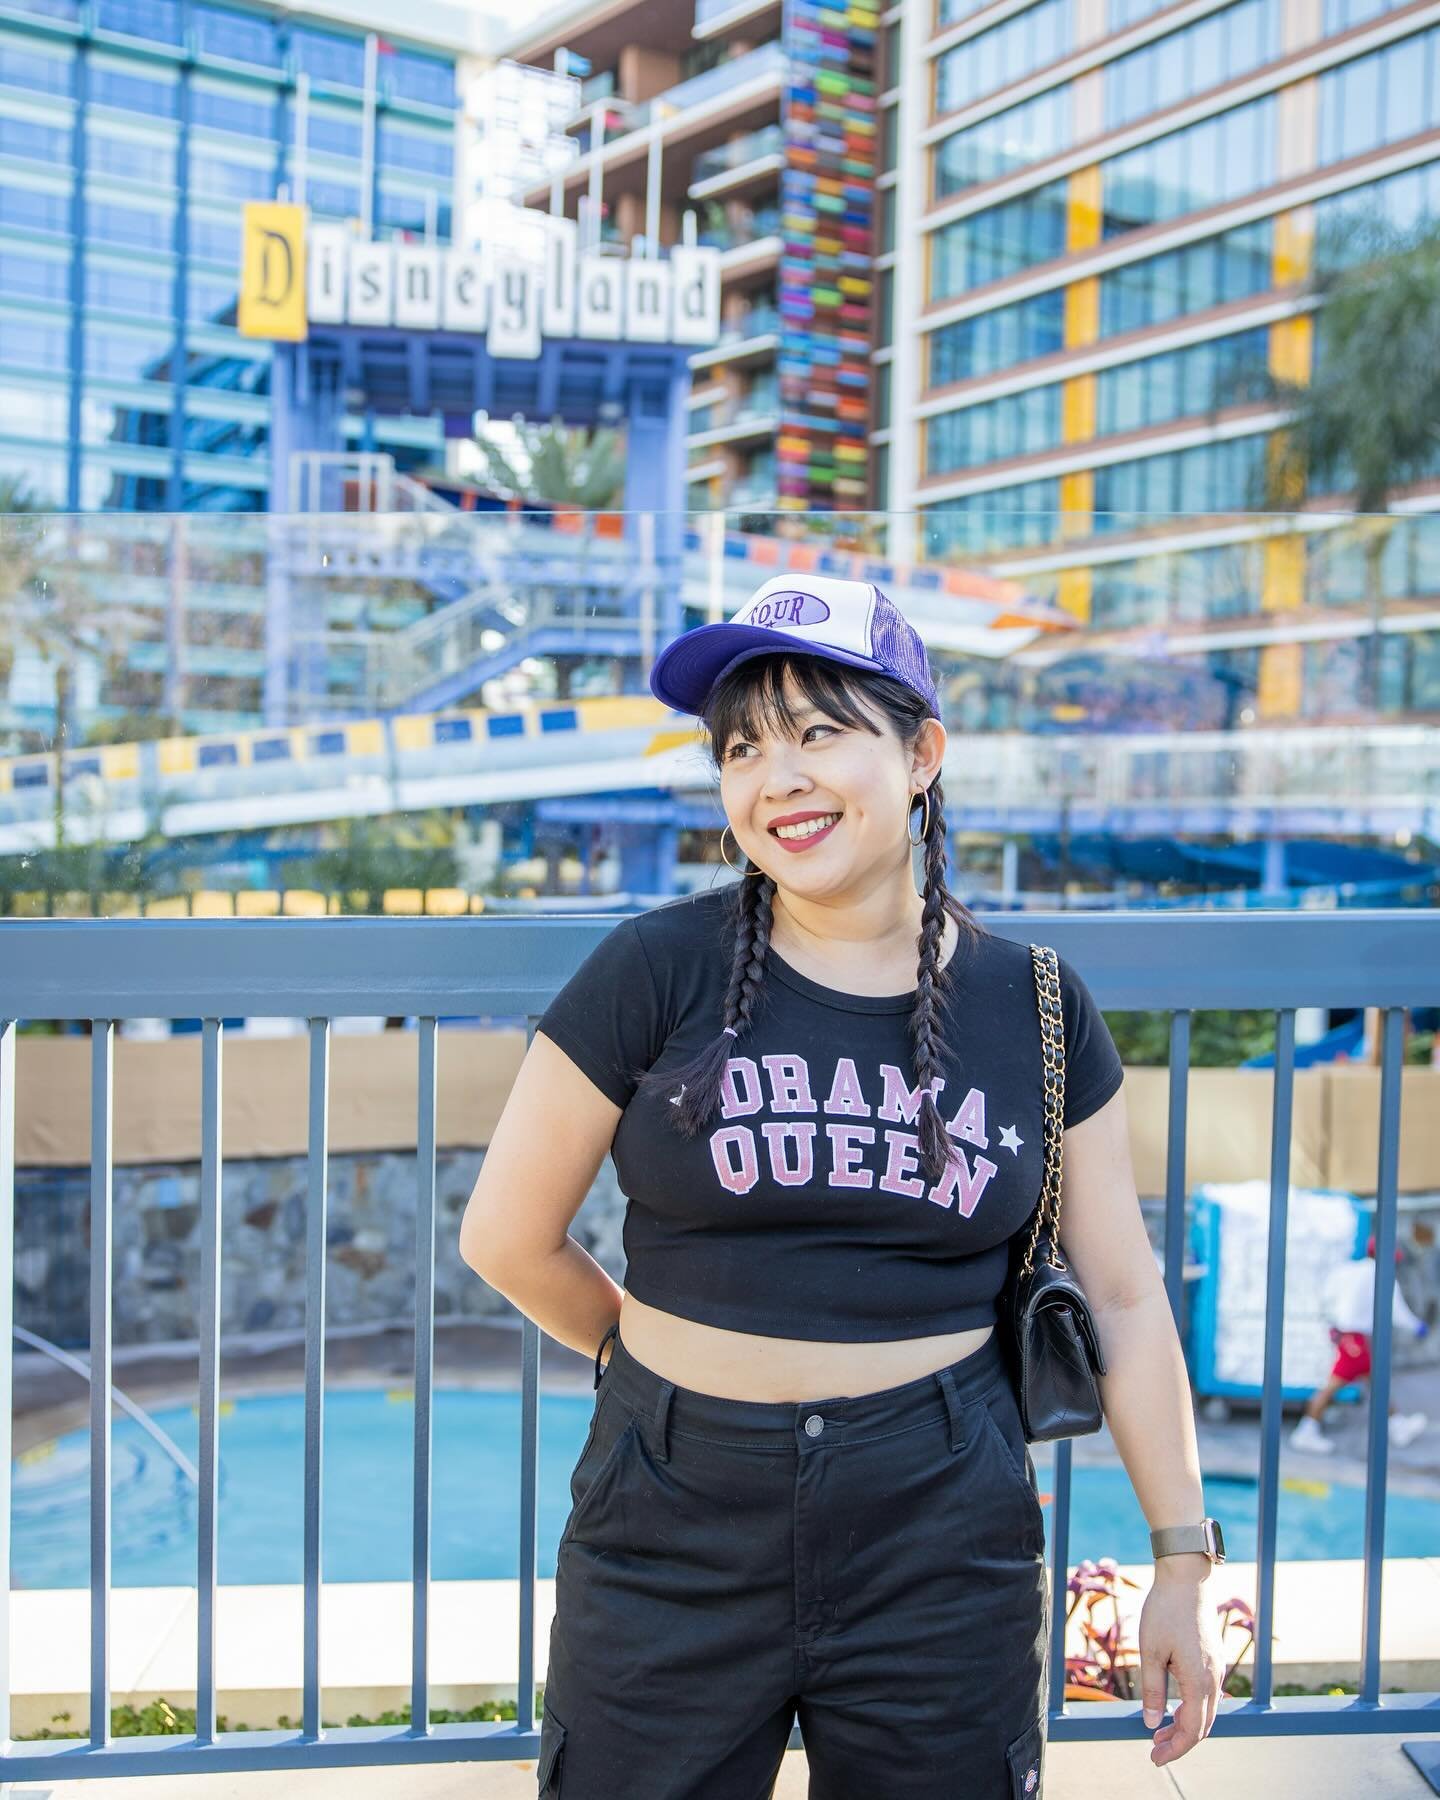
[669, 1084, 687, 1106]
[998, 1124, 1024, 1155]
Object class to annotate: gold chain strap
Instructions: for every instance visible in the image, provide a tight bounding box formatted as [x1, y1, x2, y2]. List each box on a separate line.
[1021, 943, 1068, 1281]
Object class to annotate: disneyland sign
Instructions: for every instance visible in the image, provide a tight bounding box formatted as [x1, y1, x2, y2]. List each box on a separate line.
[237, 203, 721, 356]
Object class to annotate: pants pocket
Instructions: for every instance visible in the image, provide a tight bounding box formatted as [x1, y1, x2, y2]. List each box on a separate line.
[558, 1398, 637, 1555]
[1005, 1711, 1044, 1797]
[974, 1389, 1047, 1547]
[537, 1699, 567, 1793]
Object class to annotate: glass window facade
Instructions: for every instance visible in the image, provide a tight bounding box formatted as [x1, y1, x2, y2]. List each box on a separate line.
[95, 0, 182, 42]
[0, 115, 69, 162]
[0, 4, 457, 528]
[90, 61, 179, 114]
[926, 381, 1062, 473]
[936, 0, 993, 28]
[1317, 26, 1440, 166]
[930, 180, 1068, 300]
[88, 128, 177, 187]
[1095, 326, 1271, 435]
[935, 0, 1071, 116]
[933, 84, 1070, 198]
[1099, 220, 1274, 334]
[1092, 544, 1261, 627]
[928, 288, 1066, 386]
[0, 39, 74, 92]
[0, 183, 71, 234]
[1092, 432, 1270, 527]
[293, 27, 365, 88]
[1102, 96, 1275, 237]
[386, 49, 454, 108]
[192, 5, 280, 67]
[1108, 0, 1177, 26]
[1105, 0, 1280, 130]
[192, 82, 275, 138]
[0, 248, 69, 302]
[1314, 159, 1440, 267]
[1324, 0, 1407, 30]
[85, 261, 171, 314]
[923, 477, 1064, 551]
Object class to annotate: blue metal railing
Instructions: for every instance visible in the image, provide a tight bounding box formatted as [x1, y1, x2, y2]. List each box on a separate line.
[1, 910, 1438, 1780]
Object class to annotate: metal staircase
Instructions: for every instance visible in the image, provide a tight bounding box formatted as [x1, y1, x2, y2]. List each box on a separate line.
[284, 453, 664, 716]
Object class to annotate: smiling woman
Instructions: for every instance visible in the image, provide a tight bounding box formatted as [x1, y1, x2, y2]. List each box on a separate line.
[460, 571, 1224, 1799]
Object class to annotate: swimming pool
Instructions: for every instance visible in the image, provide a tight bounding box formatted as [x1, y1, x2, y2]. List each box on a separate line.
[12, 1386, 1438, 1587]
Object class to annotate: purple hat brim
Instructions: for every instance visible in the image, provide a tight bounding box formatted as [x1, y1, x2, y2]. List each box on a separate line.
[648, 623, 888, 717]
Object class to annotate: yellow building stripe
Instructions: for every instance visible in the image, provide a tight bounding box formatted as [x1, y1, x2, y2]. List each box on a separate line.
[1057, 567, 1092, 623]
[1059, 469, 1094, 539]
[1258, 642, 1303, 718]
[1262, 534, 1306, 612]
[1268, 315, 1313, 387]
[1066, 168, 1102, 254]
[1061, 373, 1096, 445]
[1272, 209, 1314, 286]
[1064, 276, 1099, 349]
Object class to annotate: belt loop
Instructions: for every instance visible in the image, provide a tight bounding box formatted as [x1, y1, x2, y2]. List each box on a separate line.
[648, 1379, 675, 1463]
[594, 1321, 619, 1390]
[936, 1365, 969, 1454]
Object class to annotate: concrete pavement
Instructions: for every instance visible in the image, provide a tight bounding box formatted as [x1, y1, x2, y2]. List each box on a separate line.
[5, 1731, 1440, 1799]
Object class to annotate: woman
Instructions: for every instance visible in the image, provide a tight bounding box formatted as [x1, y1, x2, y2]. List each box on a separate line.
[460, 574, 1225, 1798]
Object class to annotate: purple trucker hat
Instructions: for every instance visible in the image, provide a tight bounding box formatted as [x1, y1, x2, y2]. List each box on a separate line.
[648, 574, 941, 720]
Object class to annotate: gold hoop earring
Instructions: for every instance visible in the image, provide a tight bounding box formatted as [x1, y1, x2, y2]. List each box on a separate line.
[907, 788, 930, 849]
[720, 824, 766, 877]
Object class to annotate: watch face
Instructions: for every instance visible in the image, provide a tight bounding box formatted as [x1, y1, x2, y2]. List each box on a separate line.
[1207, 1518, 1226, 1562]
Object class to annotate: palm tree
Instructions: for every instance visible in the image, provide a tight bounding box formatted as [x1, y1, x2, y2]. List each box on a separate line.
[473, 420, 626, 509]
[1266, 212, 1440, 711]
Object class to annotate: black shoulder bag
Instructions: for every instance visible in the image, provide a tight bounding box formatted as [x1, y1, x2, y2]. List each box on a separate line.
[993, 943, 1109, 1444]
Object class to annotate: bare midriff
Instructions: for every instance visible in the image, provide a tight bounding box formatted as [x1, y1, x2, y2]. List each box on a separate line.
[615, 1291, 994, 1402]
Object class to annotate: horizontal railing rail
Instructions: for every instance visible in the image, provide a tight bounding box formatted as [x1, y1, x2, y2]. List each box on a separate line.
[2, 910, 1438, 1781]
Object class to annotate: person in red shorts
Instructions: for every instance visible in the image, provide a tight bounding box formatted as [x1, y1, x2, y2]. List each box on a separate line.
[1291, 1235, 1429, 1454]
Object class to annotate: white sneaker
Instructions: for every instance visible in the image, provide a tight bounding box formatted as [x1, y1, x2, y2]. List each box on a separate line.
[1290, 1415, 1335, 1454]
[1389, 1411, 1427, 1449]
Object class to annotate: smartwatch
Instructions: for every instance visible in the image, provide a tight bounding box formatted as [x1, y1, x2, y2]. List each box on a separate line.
[1150, 1518, 1226, 1564]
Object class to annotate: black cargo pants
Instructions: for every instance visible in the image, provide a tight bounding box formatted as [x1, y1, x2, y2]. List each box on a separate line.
[538, 1321, 1050, 1799]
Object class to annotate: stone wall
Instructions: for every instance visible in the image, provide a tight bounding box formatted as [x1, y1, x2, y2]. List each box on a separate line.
[14, 1147, 629, 1352]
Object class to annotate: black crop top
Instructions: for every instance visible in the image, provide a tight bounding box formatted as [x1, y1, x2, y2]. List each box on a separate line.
[535, 886, 1125, 1342]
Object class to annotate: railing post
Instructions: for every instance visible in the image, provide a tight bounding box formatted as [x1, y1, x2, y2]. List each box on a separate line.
[411, 1017, 438, 1738]
[90, 1021, 115, 1750]
[1251, 1006, 1297, 1711]
[302, 1017, 331, 1742]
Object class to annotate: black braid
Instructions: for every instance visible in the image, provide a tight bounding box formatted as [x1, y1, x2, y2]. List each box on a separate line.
[630, 865, 776, 1138]
[910, 775, 965, 1186]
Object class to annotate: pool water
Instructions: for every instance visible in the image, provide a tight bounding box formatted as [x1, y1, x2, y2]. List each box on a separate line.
[12, 1387, 1439, 1588]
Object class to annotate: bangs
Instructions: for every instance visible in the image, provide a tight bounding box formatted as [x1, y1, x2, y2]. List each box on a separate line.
[703, 654, 892, 761]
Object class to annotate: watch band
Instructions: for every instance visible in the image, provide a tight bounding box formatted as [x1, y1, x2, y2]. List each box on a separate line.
[1151, 1518, 1226, 1563]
